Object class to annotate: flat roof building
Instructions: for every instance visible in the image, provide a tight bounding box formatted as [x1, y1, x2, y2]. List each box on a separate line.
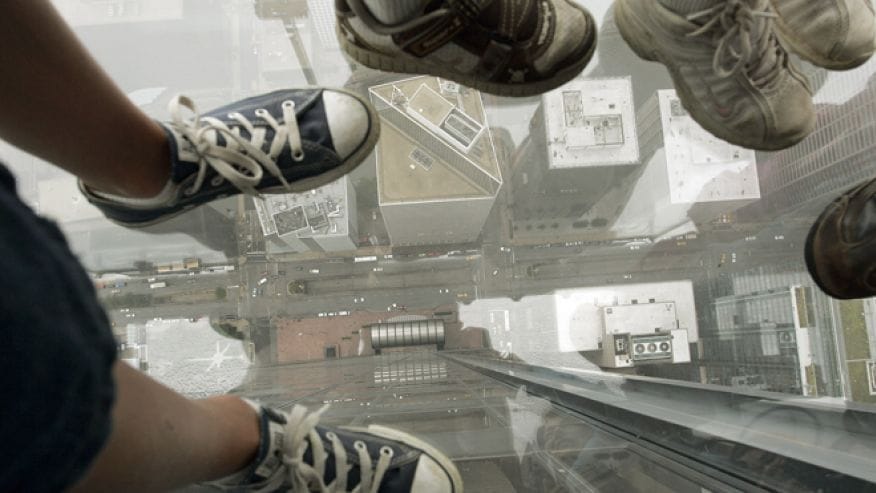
[554, 281, 699, 368]
[369, 76, 502, 247]
[458, 281, 699, 371]
[253, 176, 357, 254]
[590, 89, 761, 238]
[705, 287, 816, 396]
[543, 78, 639, 168]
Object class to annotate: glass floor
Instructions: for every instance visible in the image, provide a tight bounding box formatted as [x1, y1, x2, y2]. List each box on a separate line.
[4, 0, 876, 490]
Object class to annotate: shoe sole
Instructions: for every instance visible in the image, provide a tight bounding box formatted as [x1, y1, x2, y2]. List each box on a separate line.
[771, 1, 874, 71]
[614, 0, 814, 151]
[337, 12, 597, 98]
[105, 87, 381, 229]
[342, 424, 465, 493]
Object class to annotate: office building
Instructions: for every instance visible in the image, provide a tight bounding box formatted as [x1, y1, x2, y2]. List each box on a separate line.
[509, 78, 640, 230]
[554, 281, 699, 368]
[543, 78, 639, 168]
[705, 287, 817, 395]
[253, 177, 358, 254]
[369, 76, 502, 247]
[590, 90, 760, 238]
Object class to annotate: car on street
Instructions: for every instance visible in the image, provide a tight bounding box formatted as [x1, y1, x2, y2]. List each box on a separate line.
[251, 288, 258, 298]
[438, 288, 450, 294]
[309, 268, 320, 274]
[372, 267, 383, 272]
[353, 296, 365, 303]
[492, 269, 499, 276]
[499, 246, 511, 252]
[318, 312, 327, 318]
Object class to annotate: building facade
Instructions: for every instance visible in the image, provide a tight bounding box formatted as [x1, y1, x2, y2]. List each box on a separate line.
[369, 76, 502, 247]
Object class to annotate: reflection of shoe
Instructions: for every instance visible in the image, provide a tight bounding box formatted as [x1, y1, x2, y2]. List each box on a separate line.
[771, 0, 876, 70]
[805, 177, 876, 300]
[335, 0, 597, 97]
[615, 0, 815, 150]
[80, 89, 379, 227]
[210, 402, 464, 492]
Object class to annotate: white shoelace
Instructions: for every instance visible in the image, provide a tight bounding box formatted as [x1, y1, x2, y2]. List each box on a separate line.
[686, 0, 784, 87]
[254, 405, 393, 493]
[167, 95, 305, 198]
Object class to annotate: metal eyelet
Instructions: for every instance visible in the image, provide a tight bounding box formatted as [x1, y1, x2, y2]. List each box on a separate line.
[326, 431, 337, 440]
[380, 446, 394, 457]
[293, 150, 305, 162]
[282, 100, 295, 109]
[183, 187, 196, 197]
[354, 440, 367, 451]
[255, 108, 267, 116]
[210, 176, 224, 187]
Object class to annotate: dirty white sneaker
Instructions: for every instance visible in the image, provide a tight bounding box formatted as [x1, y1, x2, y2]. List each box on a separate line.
[207, 401, 463, 492]
[615, 0, 815, 150]
[771, 0, 876, 70]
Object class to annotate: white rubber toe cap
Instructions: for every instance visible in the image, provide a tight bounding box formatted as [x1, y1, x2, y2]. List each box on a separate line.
[323, 90, 370, 160]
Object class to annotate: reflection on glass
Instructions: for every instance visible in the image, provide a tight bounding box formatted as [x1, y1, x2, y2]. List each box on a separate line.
[5, 0, 876, 489]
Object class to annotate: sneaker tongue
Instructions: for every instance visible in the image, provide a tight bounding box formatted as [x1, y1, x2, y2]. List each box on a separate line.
[476, 0, 538, 41]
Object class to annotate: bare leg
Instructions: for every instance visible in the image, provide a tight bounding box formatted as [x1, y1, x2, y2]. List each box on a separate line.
[70, 361, 260, 492]
[0, 0, 170, 198]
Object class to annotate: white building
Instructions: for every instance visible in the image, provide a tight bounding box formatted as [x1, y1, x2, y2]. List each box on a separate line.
[458, 281, 699, 371]
[592, 90, 761, 238]
[554, 281, 699, 368]
[543, 77, 639, 168]
[369, 76, 502, 246]
[253, 176, 357, 253]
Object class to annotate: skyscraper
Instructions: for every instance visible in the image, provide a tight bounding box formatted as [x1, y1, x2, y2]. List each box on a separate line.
[369, 76, 502, 247]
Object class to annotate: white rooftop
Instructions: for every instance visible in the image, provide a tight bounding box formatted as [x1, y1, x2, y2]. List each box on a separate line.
[554, 281, 699, 352]
[254, 177, 350, 238]
[543, 78, 639, 168]
[656, 90, 760, 204]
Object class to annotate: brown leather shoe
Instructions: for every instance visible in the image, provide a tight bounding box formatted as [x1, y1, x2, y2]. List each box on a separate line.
[335, 0, 597, 97]
[805, 176, 876, 299]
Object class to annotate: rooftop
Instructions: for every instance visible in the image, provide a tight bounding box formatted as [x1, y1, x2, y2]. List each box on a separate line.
[655, 90, 761, 204]
[543, 77, 640, 168]
[253, 177, 350, 238]
[369, 76, 502, 204]
[554, 281, 699, 352]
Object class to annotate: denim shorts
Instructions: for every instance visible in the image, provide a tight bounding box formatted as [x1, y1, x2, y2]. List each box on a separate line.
[0, 163, 117, 492]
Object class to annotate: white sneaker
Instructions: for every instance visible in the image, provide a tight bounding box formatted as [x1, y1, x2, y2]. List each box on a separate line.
[615, 0, 816, 150]
[771, 0, 876, 70]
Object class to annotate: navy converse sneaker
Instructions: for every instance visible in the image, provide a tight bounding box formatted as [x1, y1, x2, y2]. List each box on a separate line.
[79, 88, 379, 227]
[207, 401, 463, 493]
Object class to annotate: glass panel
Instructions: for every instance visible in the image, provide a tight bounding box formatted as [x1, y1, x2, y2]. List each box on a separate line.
[4, 0, 876, 490]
